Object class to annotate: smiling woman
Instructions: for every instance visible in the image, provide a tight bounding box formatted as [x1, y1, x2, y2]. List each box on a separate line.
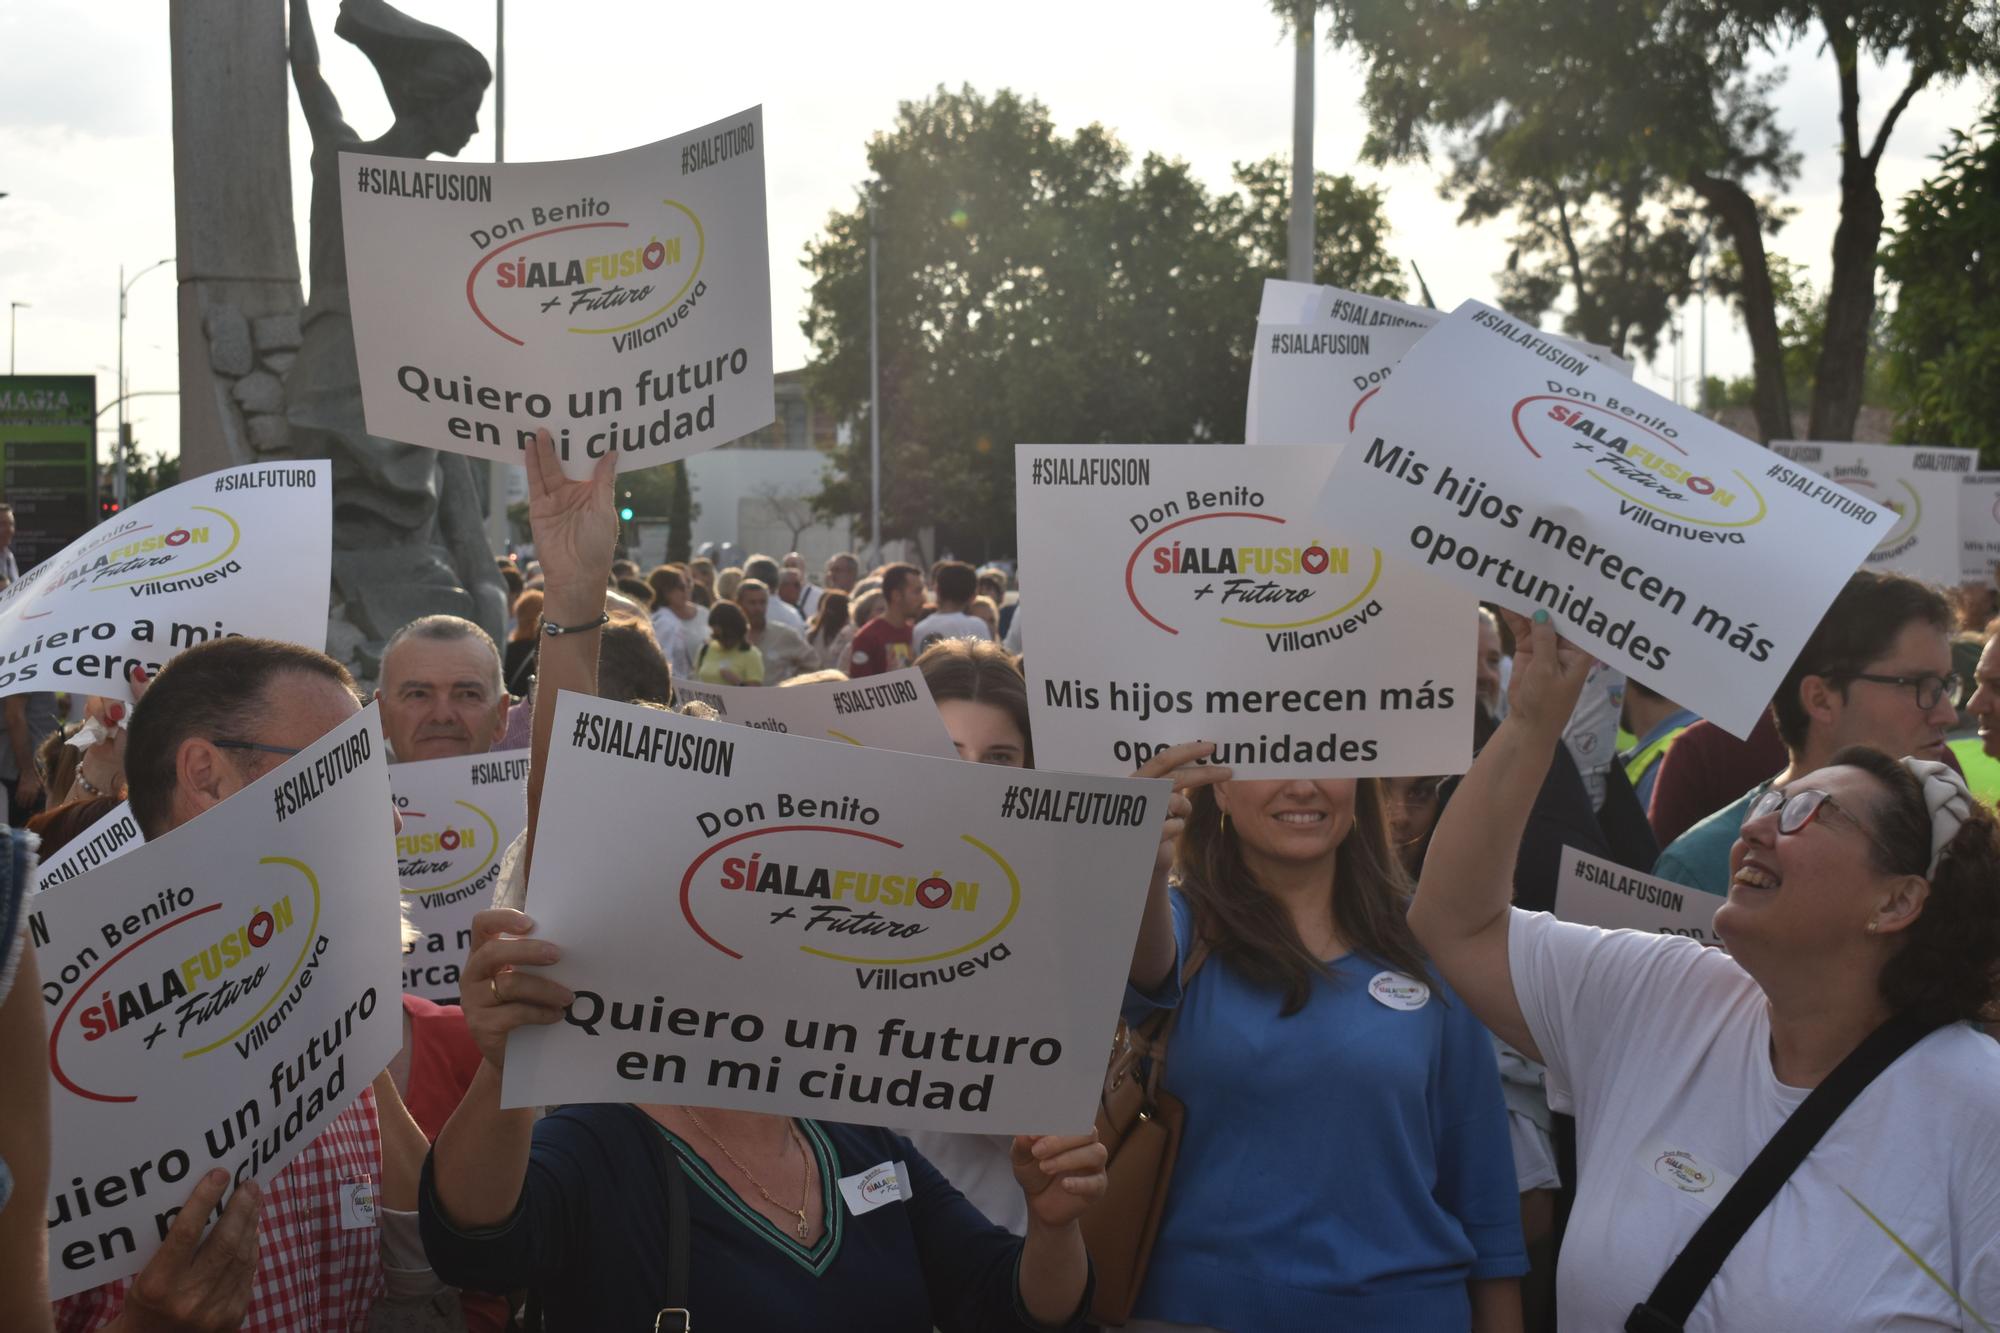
[1411, 609, 2000, 1331]
[1114, 773, 1526, 1332]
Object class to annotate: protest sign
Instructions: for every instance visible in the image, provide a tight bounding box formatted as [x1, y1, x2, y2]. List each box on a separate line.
[392, 752, 529, 1000]
[1771, 440, 1976, 586]
[32, 801, 141, 896]
[32, 706, 400, 1298]
[0, 461, 330, 704]
[1555, 845, 1725, 948]
[341, 108, 773, 479]
[1248, 281, 1631, 445]
[1315, 301, 1890, 739]
[1016, 444, 1473, 778]
[1963, 473, 2000, 583]
[502, 693, 1167, 1133]
[672, 666, 958, 759]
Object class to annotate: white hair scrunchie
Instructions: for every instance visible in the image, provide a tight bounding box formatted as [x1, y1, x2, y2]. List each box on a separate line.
[1899, 758, 1974, 877]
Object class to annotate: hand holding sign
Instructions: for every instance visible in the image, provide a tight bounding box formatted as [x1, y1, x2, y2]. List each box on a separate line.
[459, 908, 572, 1071]
[1499, 610, 1595, 737]
[116, 1169, 261, 1333]
[1013, 1131, 1108, 1227]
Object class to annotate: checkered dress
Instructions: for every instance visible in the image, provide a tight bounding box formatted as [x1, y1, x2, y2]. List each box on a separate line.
[56, 1085, 386, 1332]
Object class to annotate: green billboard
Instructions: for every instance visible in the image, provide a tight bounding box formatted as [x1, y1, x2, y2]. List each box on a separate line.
[0, 375, 98, 572]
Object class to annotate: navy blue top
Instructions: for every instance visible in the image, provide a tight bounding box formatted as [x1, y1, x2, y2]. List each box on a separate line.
[419, 1104, 1089, 1333]
[1122, 892, 1526, 1332]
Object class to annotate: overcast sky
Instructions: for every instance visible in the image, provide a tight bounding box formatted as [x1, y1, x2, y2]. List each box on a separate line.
[0, 0, 1986, 466]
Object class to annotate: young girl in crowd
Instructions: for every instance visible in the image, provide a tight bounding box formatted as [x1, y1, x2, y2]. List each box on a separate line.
[695, 602, 764, 686]
[1118, 770, 1526, 1332]
[805, 590, 850, 670]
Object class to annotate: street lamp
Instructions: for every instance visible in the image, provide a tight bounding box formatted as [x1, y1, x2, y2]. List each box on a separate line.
[866, 185, 882, 565]
[8, 302, 27, 375]
[118, 257, 174, 506]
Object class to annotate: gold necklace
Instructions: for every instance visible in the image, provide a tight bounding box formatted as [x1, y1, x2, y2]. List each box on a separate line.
[684, 1109, 813, 1241]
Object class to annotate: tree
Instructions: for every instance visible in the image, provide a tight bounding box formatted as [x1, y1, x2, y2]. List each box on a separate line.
[1882, 106, 2000, 457]
[802, 86, 1401, 556]
[666, 460, 693, 563]
[1704, 254, 1893, 419]
[1325, 0, 1997, 441]
[113, 435, 181, 506]
[1774, 0, 2000, 440]
[751, 481, 821, 551]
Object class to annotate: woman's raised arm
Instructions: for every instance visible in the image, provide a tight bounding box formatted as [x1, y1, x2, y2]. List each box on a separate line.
[1409, 611, 1591, 1063]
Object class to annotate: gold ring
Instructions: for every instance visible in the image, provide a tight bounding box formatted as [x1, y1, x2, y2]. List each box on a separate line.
[490, 975, 502, 1004]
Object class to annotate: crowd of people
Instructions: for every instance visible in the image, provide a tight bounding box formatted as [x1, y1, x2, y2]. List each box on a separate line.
[0, 431, 1997, 1333]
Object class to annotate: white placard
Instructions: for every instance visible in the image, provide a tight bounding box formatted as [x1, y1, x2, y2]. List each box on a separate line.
[671, 666, 958, 759]
[1016, 444, 1473, 778]
[1771, 441, 1976, 586]
[0, 462, 330, 704]
[31, 801, 141, 896]
[1963, 473, 2000, 583]
[502, 693, 1167, 1133]
[32, 706, 401, 1298]
[1316, 301, 1891, 739]
[341, 109, 773, 478]
[1555, 845, 1725, 947]
[1248, 282, 1634, 446]
[392, 752, 529, 1000]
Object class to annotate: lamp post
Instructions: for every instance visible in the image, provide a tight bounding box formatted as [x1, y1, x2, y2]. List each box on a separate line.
[866, 186, 881, 564]
[1288, 0, 1315, 282]
[8, 302, 26, 375]
[117, 257, 174, 506]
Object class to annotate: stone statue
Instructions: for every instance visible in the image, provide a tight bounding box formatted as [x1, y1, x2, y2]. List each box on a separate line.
[284, 0, 507, 669]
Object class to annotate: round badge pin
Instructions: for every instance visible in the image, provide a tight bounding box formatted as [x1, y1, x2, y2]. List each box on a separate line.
[1368, 970, 1430, 1011]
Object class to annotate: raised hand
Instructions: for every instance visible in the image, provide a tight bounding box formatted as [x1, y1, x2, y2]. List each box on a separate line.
[1130, 741, 1232, 881]
[1497, 609, 1593, 735]
[460, 907, 574, 1070]
[524, 429, 617, 625]
[1011, 1130, 1108, 1230]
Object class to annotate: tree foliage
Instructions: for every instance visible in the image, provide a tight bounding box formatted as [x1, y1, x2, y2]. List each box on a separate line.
[1322, 0, 1998, 442]
[1882, 106, 2000, 457]
[801, 85, 1401, 557]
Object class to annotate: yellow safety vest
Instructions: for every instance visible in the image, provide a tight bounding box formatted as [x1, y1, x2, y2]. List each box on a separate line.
[1622, 725, 1690, 791]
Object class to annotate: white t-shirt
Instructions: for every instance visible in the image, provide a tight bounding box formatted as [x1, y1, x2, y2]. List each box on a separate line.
[651, 605, 709, 681]
[900, 1130, 1026, 1236]
[1509, 908, 2000, 1331]
[910, 611, 992, 654]
[763, 597, 806, 632]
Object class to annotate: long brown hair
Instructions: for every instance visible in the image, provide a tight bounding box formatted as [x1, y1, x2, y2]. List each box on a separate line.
[808, 590, 851, 647]
[1176, 780, 1429, 1016]
[916, 639, 1033, 768]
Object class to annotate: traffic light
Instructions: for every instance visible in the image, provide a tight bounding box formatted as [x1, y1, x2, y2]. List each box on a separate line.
[99, 497, 120, 520]
[619, 506, 635, 522]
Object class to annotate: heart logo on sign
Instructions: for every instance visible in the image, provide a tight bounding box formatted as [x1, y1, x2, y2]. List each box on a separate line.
[915, 877, 954, 909]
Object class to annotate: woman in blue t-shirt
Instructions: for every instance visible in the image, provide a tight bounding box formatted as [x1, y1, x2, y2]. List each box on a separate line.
[1122, 775, 1527, 1333]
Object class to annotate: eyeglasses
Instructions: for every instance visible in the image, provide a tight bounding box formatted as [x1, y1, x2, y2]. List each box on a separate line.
[1840, 671, 1959, 711]
[213, 739, 303, 759]
[1742, 786, 1897, 862]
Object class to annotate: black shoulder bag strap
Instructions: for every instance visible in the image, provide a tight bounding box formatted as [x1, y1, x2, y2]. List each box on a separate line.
[1625, 1011, 1943, 1332]
[642, 1116, 694, 1333]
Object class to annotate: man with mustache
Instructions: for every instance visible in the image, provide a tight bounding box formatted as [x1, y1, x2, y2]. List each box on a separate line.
[376, 616, 513, 763]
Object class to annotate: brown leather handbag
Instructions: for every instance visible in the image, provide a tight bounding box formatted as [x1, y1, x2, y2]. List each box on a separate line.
[1081, 940, 1210, 1327]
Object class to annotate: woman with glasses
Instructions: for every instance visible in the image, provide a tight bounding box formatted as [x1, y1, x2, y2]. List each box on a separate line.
[1412, 608, 2000, 1330]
